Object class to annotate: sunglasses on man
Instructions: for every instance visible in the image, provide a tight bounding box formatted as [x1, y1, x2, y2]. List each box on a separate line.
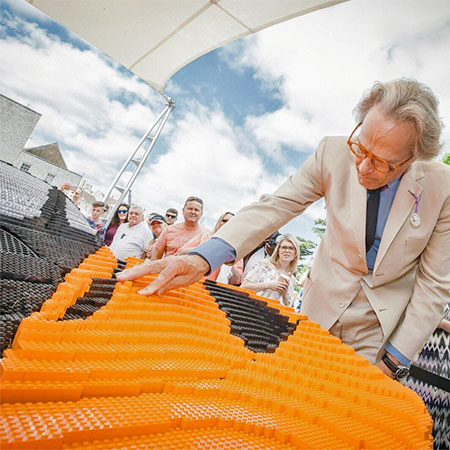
[165, 214, 177, 219]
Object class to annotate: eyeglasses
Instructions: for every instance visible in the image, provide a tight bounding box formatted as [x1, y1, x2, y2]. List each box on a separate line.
[279, 246, 296, 252]
[165, 214, 177, 219]
[117, 210, 128, 214]
[347, 123, 414, 174]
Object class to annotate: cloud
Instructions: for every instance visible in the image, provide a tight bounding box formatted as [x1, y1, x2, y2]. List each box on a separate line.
[225, 0, 450, 155]
[0, 10, 165, 186]
[0, 5, 296, 233]
[3, 0, 448, 243]
[130, 102, 288, 229]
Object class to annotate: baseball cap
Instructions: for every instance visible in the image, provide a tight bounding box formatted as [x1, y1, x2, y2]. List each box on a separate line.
[149, 214, 167, 224]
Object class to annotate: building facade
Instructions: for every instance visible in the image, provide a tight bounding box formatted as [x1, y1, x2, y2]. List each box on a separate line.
[0, 94, 82, 188]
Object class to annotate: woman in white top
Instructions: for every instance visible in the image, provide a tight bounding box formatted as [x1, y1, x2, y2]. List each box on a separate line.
[241, 233, 299, 308]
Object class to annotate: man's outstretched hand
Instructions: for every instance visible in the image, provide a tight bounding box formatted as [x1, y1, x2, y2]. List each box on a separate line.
[115, 255, 210, 296]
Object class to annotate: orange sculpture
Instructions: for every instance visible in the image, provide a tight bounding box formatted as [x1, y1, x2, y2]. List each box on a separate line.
[0, 248, 432, 449]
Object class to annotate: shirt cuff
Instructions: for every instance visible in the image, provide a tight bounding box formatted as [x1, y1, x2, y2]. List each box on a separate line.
[188, 237, 236, 275]
[385, 342, 411, 367]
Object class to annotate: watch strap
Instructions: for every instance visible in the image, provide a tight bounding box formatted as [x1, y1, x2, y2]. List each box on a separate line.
[381, 353, 398, 373]
[382, 353, 409, 380]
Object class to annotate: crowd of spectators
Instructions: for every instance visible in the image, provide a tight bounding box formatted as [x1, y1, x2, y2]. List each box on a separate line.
[59, 186, 303, 309]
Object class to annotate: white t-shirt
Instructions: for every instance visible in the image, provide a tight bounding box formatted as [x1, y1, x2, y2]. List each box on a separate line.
[109, 221, 153, 261]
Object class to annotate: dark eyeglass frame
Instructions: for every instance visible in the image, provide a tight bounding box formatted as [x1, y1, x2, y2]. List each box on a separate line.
[165, 214, 177, 219]
[347, 122, 414, 174]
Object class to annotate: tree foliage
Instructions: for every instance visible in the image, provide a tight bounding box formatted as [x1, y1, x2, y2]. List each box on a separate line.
[294, 219, 326, 278]
[443, 153, 450, 166]
[294, 237, 317, 277]
[296, 263, 309, 278]
[295, 237, 316, 260]
[312, 218, 326, 239]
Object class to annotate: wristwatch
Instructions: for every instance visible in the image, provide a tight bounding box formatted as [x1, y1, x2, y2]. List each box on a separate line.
[381, 353, 409, 381]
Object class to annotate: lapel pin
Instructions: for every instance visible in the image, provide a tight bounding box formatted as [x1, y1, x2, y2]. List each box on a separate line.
[408, 190, 422, 228]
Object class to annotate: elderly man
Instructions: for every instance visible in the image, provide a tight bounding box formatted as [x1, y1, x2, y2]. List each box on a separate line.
[151, 196, 210, 259]
[118, 79, 450, 381]
[109, 205, 152, 261]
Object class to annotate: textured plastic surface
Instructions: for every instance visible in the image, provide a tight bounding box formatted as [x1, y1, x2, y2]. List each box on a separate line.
[0, 248, 433, 450]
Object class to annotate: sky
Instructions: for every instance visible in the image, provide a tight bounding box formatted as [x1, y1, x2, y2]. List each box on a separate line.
[1, 0, 449, 245]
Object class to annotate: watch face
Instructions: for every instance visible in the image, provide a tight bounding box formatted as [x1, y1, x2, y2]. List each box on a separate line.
[395, 367, 409, 380]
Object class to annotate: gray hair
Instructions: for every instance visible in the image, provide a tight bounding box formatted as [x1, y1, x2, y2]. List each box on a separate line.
[353, 78, 443, 160]
[129, 205, 144, 217]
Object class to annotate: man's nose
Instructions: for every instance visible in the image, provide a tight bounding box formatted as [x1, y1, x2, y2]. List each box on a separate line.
[358, 156, 374, 174]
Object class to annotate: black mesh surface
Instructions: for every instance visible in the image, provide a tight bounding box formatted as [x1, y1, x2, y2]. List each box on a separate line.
[204, 280, 297, 353]
[0, 161, 103, 355]
[60, 277, 117, 321]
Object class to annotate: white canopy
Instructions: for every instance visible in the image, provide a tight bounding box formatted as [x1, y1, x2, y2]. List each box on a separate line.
[27, 0, 348, 92]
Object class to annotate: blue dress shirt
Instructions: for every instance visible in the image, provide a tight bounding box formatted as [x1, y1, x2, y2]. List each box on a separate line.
[366, 177, 402, 270]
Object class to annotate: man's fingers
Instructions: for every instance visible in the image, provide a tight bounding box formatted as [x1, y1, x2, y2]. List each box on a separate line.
[116, 259, 167, 281]
[136, 255, 209, 296]
[156, 278, 186, 295]
[137, 263, 179, 295]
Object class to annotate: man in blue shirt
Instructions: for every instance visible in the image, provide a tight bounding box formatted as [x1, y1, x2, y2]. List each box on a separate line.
[117, 79, 450, 381]
[88, 201, 106, 241]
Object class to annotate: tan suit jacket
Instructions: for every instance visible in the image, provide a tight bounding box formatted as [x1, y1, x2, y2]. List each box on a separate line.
[215, 136, 450, 361]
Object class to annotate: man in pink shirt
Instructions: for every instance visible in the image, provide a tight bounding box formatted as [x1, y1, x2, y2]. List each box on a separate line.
[151, 196, 210, 259]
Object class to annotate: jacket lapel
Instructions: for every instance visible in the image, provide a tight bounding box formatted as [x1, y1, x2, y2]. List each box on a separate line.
[350, 167, 368, 269]
[374, 162, 424, 272]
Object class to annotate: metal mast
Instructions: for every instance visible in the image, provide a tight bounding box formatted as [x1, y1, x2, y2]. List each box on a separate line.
[102, 95, 175, 228]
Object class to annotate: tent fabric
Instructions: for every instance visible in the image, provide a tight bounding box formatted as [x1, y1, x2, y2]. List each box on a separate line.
[27, 0, 348, 92]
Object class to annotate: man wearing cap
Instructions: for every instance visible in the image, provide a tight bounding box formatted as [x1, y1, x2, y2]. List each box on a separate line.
[144, 214, 168, 259]
[118, 79, 450, 381]
[151, 196, 210, 259]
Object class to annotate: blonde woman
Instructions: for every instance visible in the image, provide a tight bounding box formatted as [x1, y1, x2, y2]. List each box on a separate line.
[241, 234, 299, 307]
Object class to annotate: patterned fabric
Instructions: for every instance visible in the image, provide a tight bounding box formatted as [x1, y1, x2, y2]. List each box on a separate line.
[405, 304, 449, 450]
[244, 259, 297, 308]
[88, 219, 106, 241]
